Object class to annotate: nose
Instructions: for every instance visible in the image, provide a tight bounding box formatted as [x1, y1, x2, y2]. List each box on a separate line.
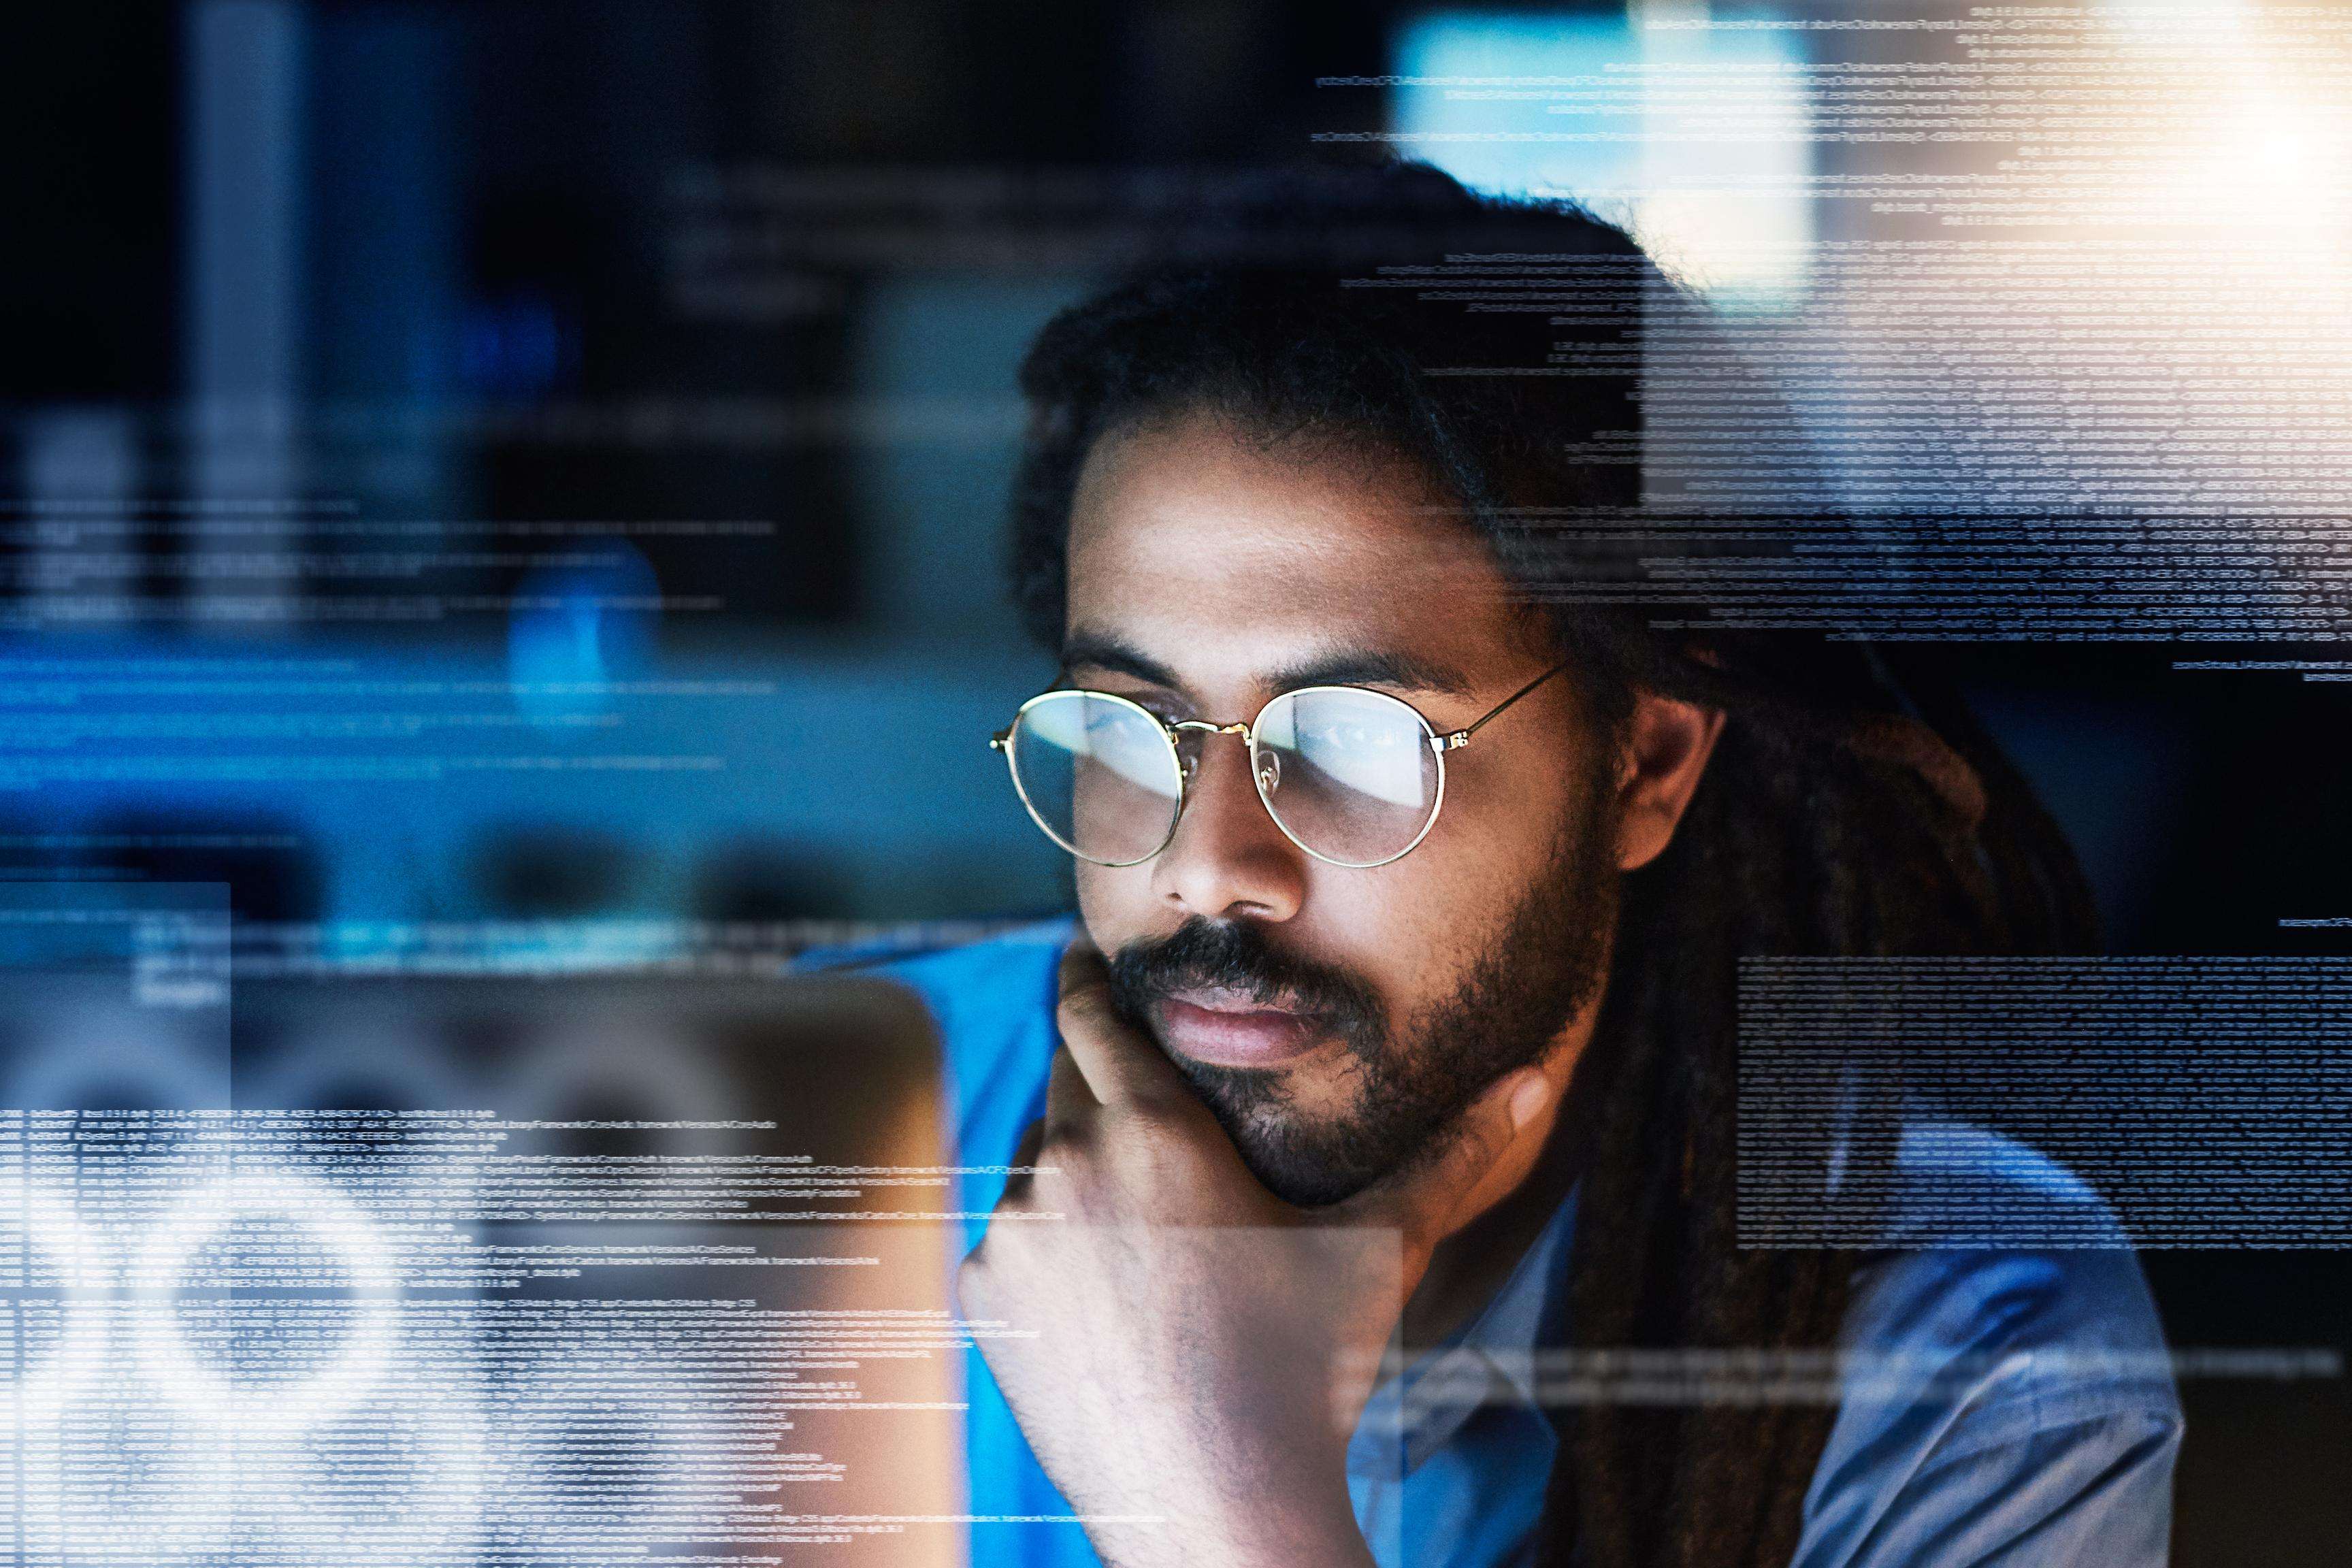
[1149, 732, 1305, 923]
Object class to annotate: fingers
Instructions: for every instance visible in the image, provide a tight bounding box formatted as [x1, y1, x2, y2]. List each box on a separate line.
[1338, 1064, 1553, 1247]
[1043, 1044, 1094, 1137]
[1055, 935, 1187, 1107]
[999, 1115, 1048, 1200]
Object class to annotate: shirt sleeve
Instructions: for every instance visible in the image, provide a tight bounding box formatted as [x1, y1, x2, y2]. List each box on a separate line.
[1795, 1398, 2180, 1568]
[1793, 1122, 2185, 1567]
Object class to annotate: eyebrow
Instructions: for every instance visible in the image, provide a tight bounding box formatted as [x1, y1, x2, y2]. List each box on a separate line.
[1059, 627, 1477, 702]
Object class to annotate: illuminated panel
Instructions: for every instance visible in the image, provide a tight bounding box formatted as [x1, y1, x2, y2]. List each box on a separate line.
[1390, 6, 1814, 310]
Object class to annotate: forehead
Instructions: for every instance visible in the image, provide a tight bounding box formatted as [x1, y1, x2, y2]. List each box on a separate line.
[1064, 414, 1526, 689]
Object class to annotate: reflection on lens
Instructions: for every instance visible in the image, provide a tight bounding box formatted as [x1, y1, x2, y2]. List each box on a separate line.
[1253, 688, 1439, 867]
[1007, 692, 1183, 866]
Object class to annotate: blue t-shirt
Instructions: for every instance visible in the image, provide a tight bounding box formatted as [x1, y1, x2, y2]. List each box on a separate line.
[811, 920, 2181, 1568]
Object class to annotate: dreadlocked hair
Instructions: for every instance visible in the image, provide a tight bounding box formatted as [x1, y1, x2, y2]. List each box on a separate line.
[1004, 161, 2097, 1568]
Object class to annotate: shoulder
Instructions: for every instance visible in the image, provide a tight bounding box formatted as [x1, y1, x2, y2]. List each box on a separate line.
[1842, 1123, 2174, 1401]
[1847, 1124, 2174, 1392]
[1796, 1122, 2183, 1567]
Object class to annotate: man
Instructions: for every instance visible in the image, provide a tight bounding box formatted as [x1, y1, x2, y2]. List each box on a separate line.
[823, 165, 2179, 1568]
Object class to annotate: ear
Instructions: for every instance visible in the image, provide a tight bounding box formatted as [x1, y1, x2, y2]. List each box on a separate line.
[1612, 691, 1726, 872]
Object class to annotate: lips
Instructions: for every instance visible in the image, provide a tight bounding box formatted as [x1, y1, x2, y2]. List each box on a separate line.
[1152, 987, 1329, 1068]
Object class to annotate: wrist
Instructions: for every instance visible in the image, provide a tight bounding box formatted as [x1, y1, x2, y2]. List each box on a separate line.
[1204, 1472, 1376, 1568]
[1089, 1467, 1373, 1568]
[1222, 1430, 1371, 1565]
[1250, 1493, 1379, 1568]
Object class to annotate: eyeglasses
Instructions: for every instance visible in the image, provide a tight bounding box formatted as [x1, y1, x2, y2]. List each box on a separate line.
[988, 662, 1569, 869]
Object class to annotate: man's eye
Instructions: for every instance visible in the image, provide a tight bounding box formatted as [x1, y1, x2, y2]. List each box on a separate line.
[1089, 689, 1177, 721]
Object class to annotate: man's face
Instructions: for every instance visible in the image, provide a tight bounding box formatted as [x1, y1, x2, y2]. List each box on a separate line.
[1062, 412, 1625, 1206]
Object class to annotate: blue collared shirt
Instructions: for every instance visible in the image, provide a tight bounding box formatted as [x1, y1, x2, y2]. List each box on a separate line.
[817, 921, 2180, 1568]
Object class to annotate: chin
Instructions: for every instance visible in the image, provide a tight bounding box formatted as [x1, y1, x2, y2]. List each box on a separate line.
[1207, 1090, 1391, 1207]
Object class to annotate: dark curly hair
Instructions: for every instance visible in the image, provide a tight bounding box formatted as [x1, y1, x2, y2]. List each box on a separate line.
[1005, 163, 2093, 1568]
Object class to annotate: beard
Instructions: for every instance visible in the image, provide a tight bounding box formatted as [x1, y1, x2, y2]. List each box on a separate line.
[1102, 798, 1620, 1207]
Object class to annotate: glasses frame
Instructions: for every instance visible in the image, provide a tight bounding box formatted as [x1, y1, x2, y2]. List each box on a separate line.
[988, 660, 1571, 870]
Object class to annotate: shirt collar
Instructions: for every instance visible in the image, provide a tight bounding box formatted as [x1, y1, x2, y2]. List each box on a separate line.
[1348, 1183, 1581, 1477]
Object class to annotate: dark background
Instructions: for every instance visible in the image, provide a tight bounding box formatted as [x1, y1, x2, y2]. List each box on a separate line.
[3, 3, 2347, 1559]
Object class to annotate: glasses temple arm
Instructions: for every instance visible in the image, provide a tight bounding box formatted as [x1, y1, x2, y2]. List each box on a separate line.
[1437, 660, 1575, 749]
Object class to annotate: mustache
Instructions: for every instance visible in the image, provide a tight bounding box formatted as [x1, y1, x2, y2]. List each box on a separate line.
[1103, 918, 1385, 1042]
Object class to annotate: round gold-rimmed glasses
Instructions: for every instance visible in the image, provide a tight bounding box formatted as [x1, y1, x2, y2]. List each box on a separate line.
[987, 663, 1569, 869]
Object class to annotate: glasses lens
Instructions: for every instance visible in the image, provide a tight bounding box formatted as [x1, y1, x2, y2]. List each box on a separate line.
[1252, 688, 1441, 867]
[1007, 691, 1183, 865]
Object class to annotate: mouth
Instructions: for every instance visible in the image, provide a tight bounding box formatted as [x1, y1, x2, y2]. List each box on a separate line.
[1152, 986, 1331, 1069]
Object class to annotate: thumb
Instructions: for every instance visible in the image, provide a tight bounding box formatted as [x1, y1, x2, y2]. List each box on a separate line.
[1337, 1064, 1554, 1250]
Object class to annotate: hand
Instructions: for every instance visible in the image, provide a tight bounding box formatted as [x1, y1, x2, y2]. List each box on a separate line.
[953, 938, 1553, 1568]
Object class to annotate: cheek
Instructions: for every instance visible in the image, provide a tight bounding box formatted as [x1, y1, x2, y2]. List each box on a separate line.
[1302, 860, 1451, 991]
[1339, 760, 1580, 970]
[1073, 862, 1156, 951]
[1424, 744, 1577, 879]
[1313, 854, 1495, 1004]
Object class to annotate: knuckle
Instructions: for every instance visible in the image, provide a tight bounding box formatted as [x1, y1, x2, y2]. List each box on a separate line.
[1024, 1134, 1085, 1188]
